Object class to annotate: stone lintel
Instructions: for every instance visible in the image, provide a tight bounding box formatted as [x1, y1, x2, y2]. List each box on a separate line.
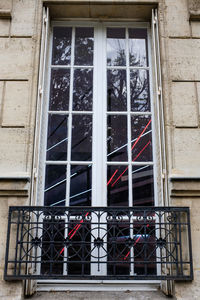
[45, 2, 157, 20]
[0, 175, 30, 197]
[170, 176, 200, 197]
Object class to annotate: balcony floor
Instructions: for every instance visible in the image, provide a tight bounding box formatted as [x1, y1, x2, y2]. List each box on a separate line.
[29, 291, 173, 300]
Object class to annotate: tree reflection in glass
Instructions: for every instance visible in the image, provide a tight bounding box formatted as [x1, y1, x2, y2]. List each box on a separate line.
[107, 28, 126, 66]
[130, 70, 150, 112]
[74, 27, 94, 66]
[129, 28, 148, 67]
[107, 69, 127, 111]
[52, 27, 72, 65]
[73, 69, 93, 111]
[49, 69, 70, 111]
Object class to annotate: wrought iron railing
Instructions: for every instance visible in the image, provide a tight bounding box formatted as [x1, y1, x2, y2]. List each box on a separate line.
[4, 206, 193, 280]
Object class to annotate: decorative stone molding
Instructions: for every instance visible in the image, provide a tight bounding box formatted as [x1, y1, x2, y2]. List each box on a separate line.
[0, 9, 11, 19]
[0, 175, 30, 197]
[169, 176, 200, 197]
[188, 0, 200, 21]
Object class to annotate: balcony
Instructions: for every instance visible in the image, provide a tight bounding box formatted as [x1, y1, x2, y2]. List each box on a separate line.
[4, 206, 193, 281]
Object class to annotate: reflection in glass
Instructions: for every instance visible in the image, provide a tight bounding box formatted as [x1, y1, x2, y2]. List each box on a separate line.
[49, 69, 70, 111]
[129, 28, 148, 67]
[68, 221, 91, 275]
[44, 165, 66, 206]
[41, 221, 64, 275]
[133, 222, 156, 275]
[107, 115, 128, 162]
[107, 28, 126, 66]
[46, 114, 68, 161]
[131, 115, 152, 162]
[132, 165, 154, 206]
[74, 27, 94, 66]
[107, 69, 127, 111]
[107, 224, 130, 275]
[130, 70, 150, 112]
[73, 69, 93, 111]
[107, 165, 129, 206]
[52, 27, 72, 65]
[71, 115, 92, 161]
[70, 165, 92, 206]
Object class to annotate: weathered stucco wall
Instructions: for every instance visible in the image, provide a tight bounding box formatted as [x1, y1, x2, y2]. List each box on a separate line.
[0, 0, 200, 299]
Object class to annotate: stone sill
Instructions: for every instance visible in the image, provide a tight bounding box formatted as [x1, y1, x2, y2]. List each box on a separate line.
[169, 175, 200, 197]
[0, 174, 30, 197]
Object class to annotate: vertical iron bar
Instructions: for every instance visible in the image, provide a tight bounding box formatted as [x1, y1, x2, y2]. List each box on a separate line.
[18, 209, 25, 275]
[4, 207, 12, 279]
[187, 209, 193, 280]
[178, 211, 183, 276]
[14, 209, 21, 276]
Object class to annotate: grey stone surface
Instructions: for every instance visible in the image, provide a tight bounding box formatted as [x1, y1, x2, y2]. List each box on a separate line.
[28, 291, 171, 300]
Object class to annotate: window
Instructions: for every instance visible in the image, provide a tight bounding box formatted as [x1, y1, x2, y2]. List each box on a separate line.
[41, 22, 155, 209]
[39, 21, 157, 277]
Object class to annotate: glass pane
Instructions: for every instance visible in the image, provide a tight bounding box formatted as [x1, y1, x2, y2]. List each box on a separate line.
[107, 223, 130, 275]
[131, 115, 152, 162]
[107, 165, 129, 206]
[44, 165, 66, 206]
[107, 69, 127, 111]
[133, 222, 156, 275]
[74, 27, 94, 66]
[130, 70, 150, 112]
[107, 28, 126, 66]
[52, 27, 72, 65]
[67, 218, 90, 275]
[132, 165, 154, 206]
[46, 114, 68, 161]
[73, 69, 93, 111]
[107, 115, 128, 162]
[129, 28, 148, 67]
[71, 115, 92, 161]
[49, 69, 70, 111]
[70, 165, 92, 206]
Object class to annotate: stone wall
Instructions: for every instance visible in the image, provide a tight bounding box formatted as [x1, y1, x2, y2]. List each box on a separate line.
[0, 0, 41, 298]
[0, 0, 200, 299]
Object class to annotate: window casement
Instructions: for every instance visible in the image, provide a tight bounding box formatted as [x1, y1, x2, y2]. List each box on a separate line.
[36, 19, 158, 277]
[39, 21, 157, 209]
[4, 9, 193, 289]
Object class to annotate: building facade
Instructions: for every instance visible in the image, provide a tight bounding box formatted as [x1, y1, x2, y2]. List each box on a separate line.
[0, 0, 200, 299]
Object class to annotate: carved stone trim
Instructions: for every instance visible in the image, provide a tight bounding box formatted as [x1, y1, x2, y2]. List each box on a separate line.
[0, 9, 12, 19]
[0, 175, 30, 197]
[169, 176, 200, 197]
[188, 0, 200, 21]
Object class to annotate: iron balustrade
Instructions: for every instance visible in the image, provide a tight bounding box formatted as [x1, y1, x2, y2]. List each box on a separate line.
[4, 206, 193, 280]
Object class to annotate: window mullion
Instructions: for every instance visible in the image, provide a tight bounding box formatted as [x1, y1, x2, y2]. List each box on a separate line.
[66, 26, 75, 207]
[125, 27, 133, 208]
